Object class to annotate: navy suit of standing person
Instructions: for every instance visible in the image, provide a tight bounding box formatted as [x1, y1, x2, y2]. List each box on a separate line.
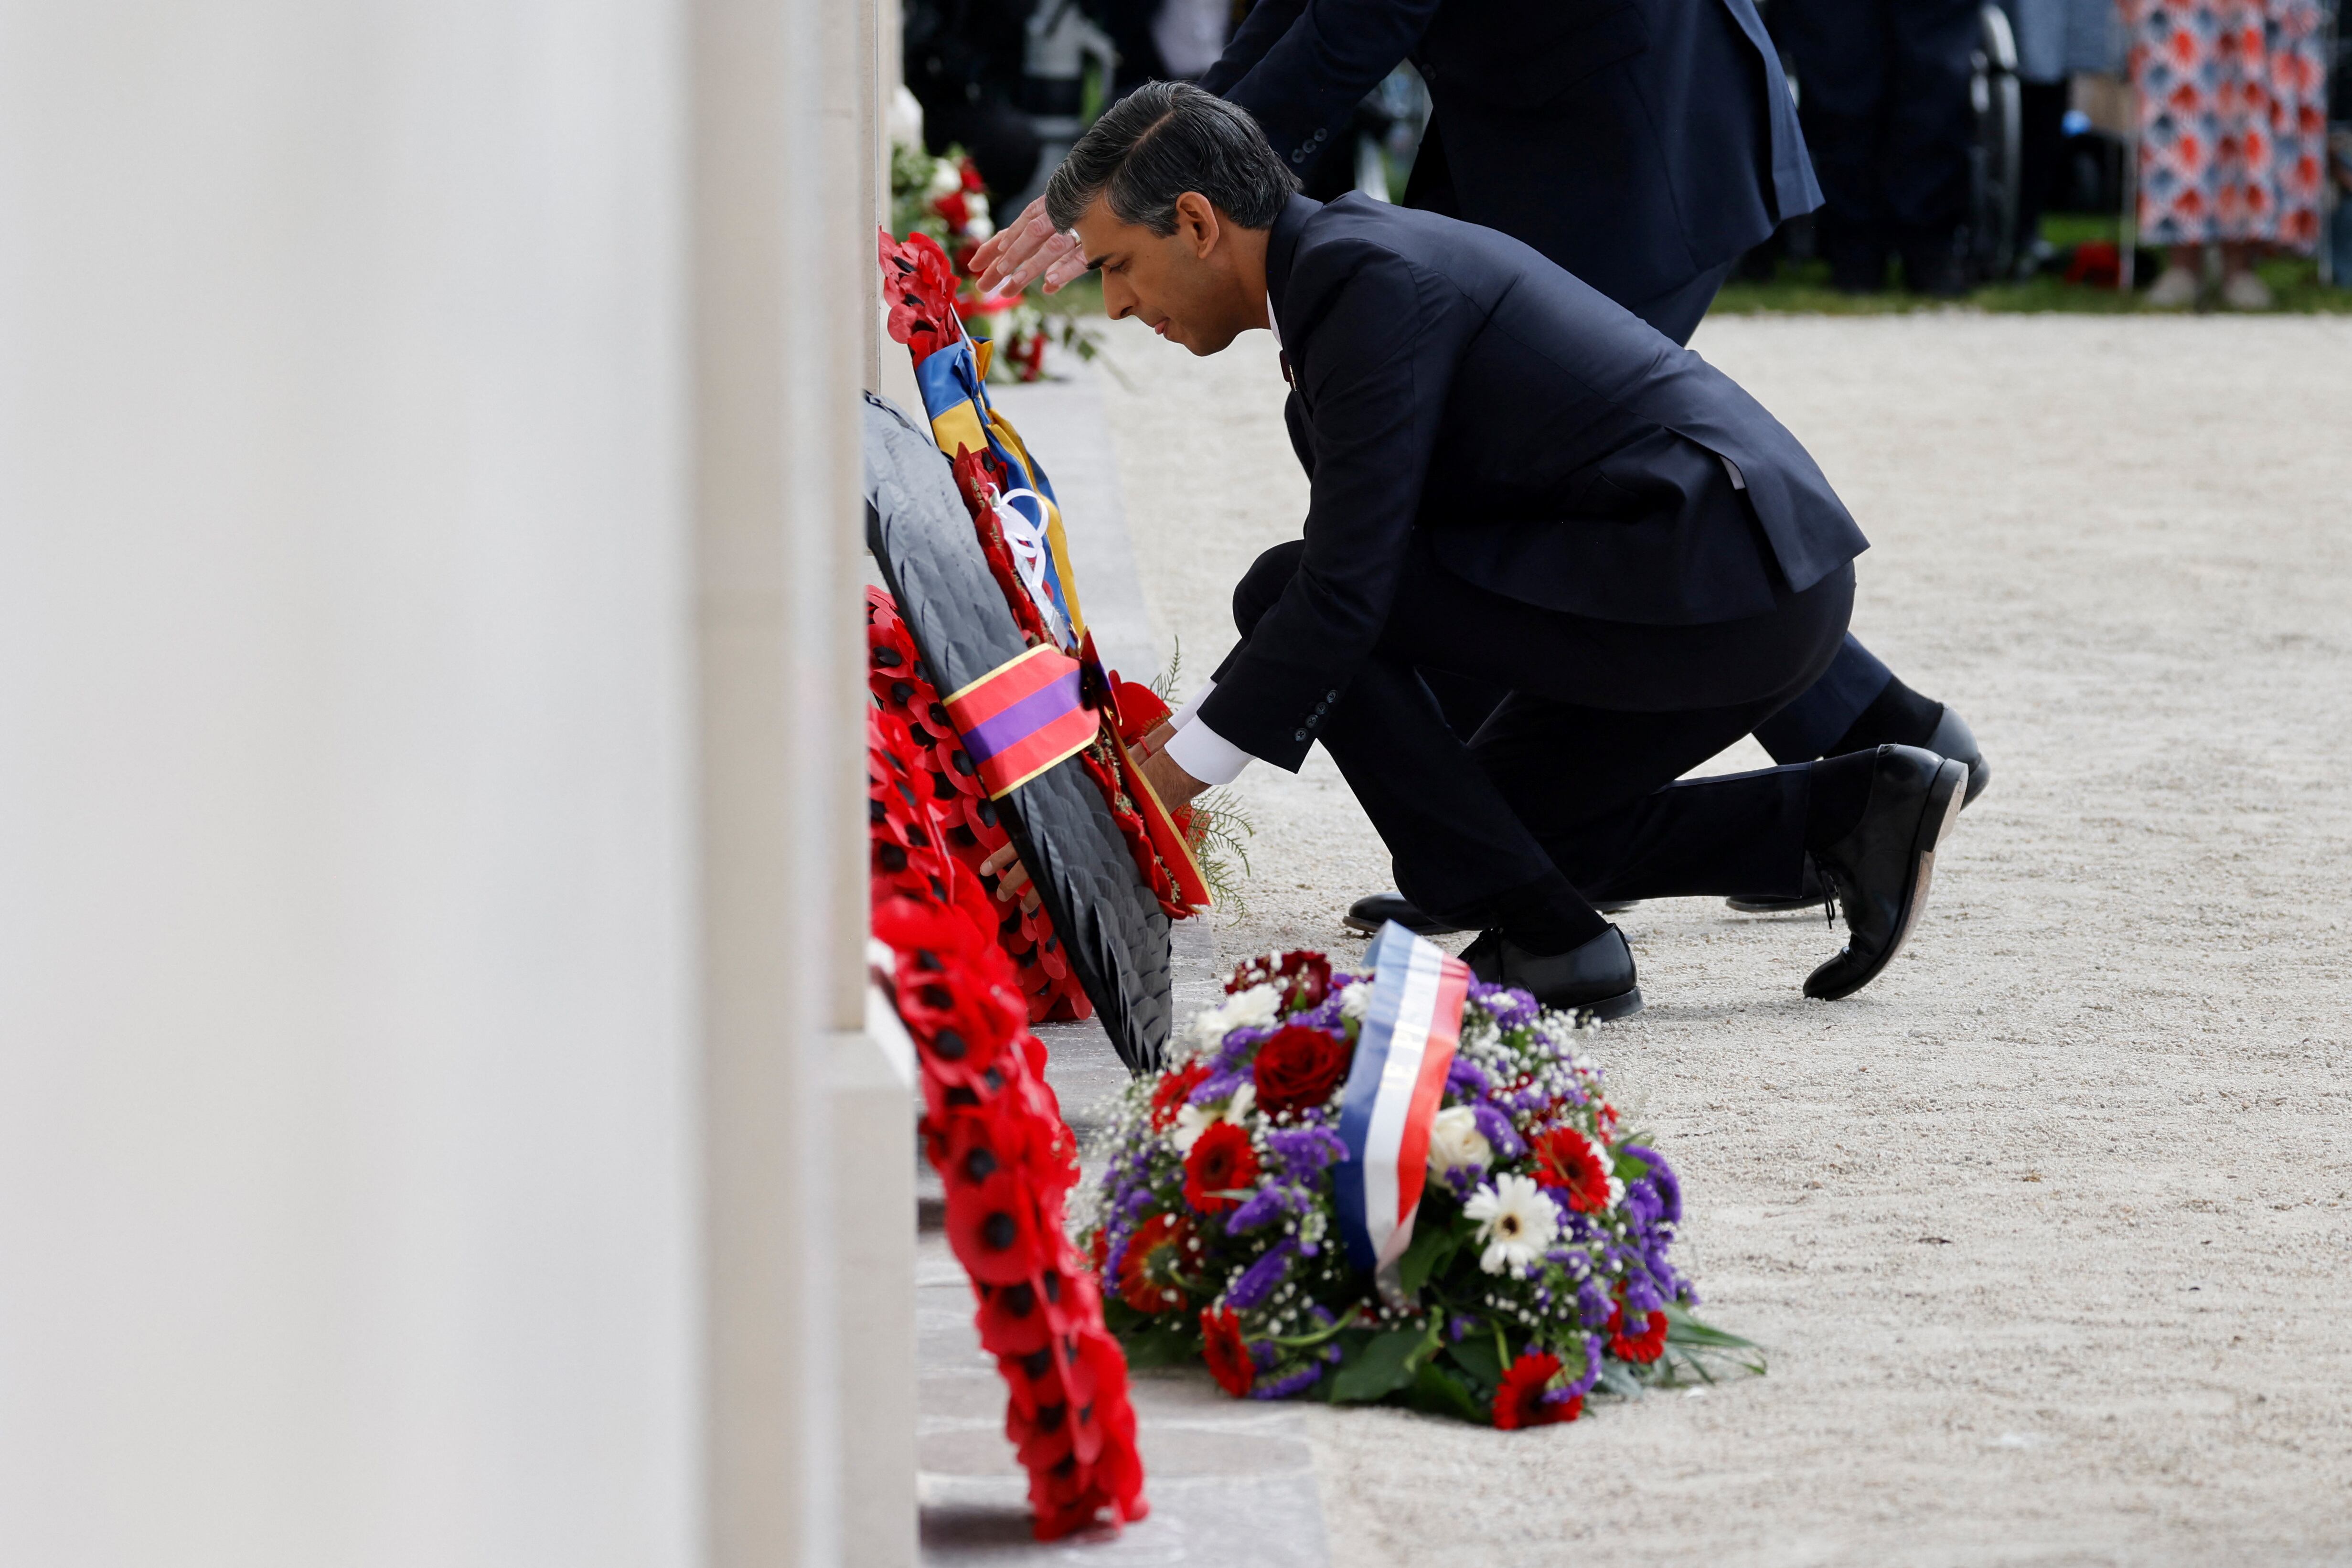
[970, 0, 1991, 926]
[1048, 85, 1970, 1012]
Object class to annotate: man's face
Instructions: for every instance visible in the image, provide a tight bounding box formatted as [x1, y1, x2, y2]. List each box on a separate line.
[1075, 192, 1251, 355]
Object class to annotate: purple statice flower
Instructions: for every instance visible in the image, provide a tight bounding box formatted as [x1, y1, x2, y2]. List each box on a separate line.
[1558, 1333, 1603, 1399]
[1251, 1340, 1280, 1370]
[1265, 1125, 1348, 1176]
[1194, 1069, 1250, 1105]
[1214, 1025, 1273, 1073]
[1226, 1238, 1299, 1310]
[1622, 1180, 1663, 1228]
[1445, 1057, 1494, 1100]
[1123, 1188, 1157, 1219]
[1447, 1314, 1476, 1343]
[1470, 982, 1539, 1031]
[1251, 1364, 1326, 1399]
[1441, 1166, 1479, 1202]
[1622, 1144, 1681, 1224]
[1576, 1277, 1614, 1331]
[1622, 1271, 1667, 1316]
[1471, 1101, 1524, 1160]
[1226, 1184, 1295, 1233]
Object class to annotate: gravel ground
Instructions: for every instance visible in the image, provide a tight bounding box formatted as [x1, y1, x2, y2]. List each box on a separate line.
[1093, 312, 2352, 1565]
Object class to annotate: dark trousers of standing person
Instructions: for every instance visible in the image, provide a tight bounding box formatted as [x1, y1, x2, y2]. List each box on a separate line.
[1777, 0, 1979, 291]
[1226, 535, 1856, 943]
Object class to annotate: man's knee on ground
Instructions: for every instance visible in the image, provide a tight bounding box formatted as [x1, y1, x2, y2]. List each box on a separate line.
[1233, 539, 1307, 639]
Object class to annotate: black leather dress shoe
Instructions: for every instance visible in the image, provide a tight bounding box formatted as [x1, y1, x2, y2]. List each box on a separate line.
[1463, 927, 1643, 1019]
[1727, 703, 1990, 915]
[1343, 891, 1464, 937]
[1344, 891, 1638, 936]
[1927, 703, 1992, 807]
[1804, 744, 1968, 1001]
[1726, 854, 1830, 916]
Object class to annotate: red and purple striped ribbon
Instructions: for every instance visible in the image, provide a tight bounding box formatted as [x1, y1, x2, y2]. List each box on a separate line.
[941, 643, 1100, 800]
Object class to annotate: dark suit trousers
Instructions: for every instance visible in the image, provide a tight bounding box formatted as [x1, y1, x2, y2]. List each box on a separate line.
[1230, 537, 1854, 941]
[1404, 123, 1896, 760]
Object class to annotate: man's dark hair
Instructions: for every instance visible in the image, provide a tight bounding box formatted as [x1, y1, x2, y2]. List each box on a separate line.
[1043, 81, 1299, 236]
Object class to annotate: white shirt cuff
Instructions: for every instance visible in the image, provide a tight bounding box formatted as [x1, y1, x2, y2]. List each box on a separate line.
[1161, 680, 1255, 787]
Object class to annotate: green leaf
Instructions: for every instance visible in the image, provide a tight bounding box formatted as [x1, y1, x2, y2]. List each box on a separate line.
[1329, 1327, 1428, 1403]
[1396, 1218, 1465, 1298]
[1609, 1145, 1653, 1183]
[1404, 1361, 1488, 1424]
[1116, 1324, 1197, 1370]
[1443, 1334, 1503, 1387]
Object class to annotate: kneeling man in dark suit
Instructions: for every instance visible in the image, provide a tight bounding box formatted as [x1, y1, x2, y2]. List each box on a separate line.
[1050, 83, 1967, 1013]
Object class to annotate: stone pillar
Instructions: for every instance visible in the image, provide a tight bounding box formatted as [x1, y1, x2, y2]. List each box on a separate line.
[0, 2, 698, 1563]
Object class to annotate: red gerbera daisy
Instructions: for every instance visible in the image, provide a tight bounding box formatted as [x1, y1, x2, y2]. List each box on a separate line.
[1182, 1121, 1260, 1214]
[1199, 1306, 1256, 1397]
[1492, 1352, 1580, 1429]
[1116, 1212, 1195, 1314]
[1607, 1302, 1669, 1365]
[1150, 1061, 1212, 1131]
[1530, 1126, 1617, 1214]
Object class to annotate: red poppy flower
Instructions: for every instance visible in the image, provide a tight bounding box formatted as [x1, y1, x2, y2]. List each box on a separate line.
[1182, 1121, 1260, 1214]
[1151, 1061, 1213, 1130]
[1199, 1306, 1256, 1397]
[1251, 1024, 1354, 1117]
[877, 228, 962, 366]
[1493, 1352, 1580, 1429]
[1117, 1212, 1196, 1313]
[1224, 948, 1332, 1009]
[1607, 1302, 1669, 1365]
[944, 1168, 1044, 1286]
[931, 189, 971, 232]
[1530, 1126, 1616, 1213]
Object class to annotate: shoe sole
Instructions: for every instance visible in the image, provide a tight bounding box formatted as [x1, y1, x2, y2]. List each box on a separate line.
[1725, 893, 1830, 915]
[1807, 757, 1967, 1001]
[1341, 913, 1464, 937]
[1577, 986, 1644, 1022]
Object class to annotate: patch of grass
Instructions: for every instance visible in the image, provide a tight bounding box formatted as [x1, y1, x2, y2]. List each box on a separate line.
[1712, 240, 2352, 318]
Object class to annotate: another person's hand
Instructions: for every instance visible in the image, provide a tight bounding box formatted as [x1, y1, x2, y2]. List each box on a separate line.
[969, 196, 1089, 297]
[979, 841, 1041, 914]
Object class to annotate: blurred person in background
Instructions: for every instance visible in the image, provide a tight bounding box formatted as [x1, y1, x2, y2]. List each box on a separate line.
[2001, 0, 2127, 267]
[906, 0, 1046, 199]
[2127, 0, 2329, 309]
[1096, 0, 1239, 92]
[1773, 0, 1979, 294]
[974, 0, 1993, 930]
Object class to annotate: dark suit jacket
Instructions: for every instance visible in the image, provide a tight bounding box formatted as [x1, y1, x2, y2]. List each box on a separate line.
[1199, 0, 1819, 308]
[1198, 195, 1867, 771]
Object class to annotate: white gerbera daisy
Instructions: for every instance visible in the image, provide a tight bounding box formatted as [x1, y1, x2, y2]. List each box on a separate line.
[1172, 1081, 1257, 1153]
[1426, 1104, 1492, 1179]
[1464, 1172, 1561, 1274]
[1337, 981, 1370, 1023]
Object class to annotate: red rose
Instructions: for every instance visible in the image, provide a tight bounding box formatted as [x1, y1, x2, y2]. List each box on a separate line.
[1150, 1061, 1212, 1131]
[1492, 1352, 1580, 1429]
[1117, 1213, 1195, 1314]
[1182, 1121, 1260, 1214]
[1607, 1303, 1668, 1365]
[1200, 1306, 1255, 1397]
[1225, 949, 1332, 1009]
[1530, 1126, 1616, 1214]
[1251, 1024, 1353, 1118]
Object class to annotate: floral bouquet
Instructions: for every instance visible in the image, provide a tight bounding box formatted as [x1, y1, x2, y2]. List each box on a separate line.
[889, 139, 1100, 384]
[1083, 927, 1761, 1428]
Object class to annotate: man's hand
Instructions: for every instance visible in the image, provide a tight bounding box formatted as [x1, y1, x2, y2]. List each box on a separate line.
[969, 196, 1089, 297]
[1140, 740, 1208, 814]
[979, 841, 1041, 914]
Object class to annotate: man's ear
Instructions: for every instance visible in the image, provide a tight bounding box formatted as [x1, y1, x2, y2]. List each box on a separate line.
[1173, 191, 1222, 258]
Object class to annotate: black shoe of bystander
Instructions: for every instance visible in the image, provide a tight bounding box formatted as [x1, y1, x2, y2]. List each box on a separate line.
[1344, 890, 1638, 936]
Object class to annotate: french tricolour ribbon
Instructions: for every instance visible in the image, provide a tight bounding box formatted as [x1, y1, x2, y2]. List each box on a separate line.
[941, 643, 1099, 800]
[1334, 921, 1471, 1301]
